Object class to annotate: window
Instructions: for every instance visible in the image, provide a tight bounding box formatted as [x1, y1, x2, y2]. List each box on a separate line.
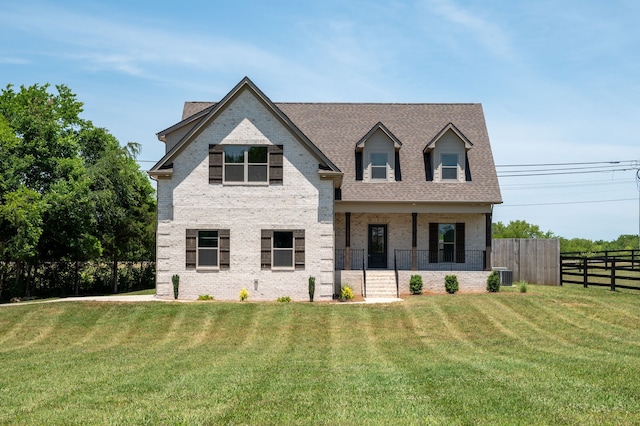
[438, 224, 455, 262]
[261, 229, 305, 270]
[224, 146, 268, 183]
[186, 229, 230, 270]
[429, 223, 465, 264]
[370, 153, 388, 180]
[197, 231, 219, 267]
[441, 154, 458, 180]
[273, 231, 294, 269]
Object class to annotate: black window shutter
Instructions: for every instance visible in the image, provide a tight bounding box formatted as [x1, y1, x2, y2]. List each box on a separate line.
[355, 151, 363, 181]
[186, 229, 197, 269]
[465, 153, 472, 181]
[334, 188, 342, 201]
[429, 223, 439, 263]
[294, 229, 305, 270]
[261, 230, 272, 270]
[269, 145, 284, 184]
[209, 145, 223, 184]
[424, 152, 434, 181]
[219, 229, 230, 270]
[455, 223, 465, 263]
[394, 151, 402, 181]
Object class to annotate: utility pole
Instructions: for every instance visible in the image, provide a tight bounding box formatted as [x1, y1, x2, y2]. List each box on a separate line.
[636, 162, 640, 250]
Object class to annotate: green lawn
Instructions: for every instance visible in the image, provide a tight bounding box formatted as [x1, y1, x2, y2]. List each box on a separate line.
[0, 286, 638, 425]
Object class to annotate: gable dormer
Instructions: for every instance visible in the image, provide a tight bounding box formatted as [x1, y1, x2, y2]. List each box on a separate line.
[424, 123, 473, 182]
[355, 122, 402, 182]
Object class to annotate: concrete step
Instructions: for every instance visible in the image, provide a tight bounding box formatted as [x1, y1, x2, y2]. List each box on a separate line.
[364, 271, 397, 297]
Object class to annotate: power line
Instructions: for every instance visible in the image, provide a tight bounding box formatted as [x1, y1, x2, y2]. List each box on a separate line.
[499, 198, 637, 207]
[495, 160, 626, 168]
[497, 167, 636, 178]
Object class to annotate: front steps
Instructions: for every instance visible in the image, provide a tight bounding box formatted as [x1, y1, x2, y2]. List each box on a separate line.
[364, 270, 398, 298]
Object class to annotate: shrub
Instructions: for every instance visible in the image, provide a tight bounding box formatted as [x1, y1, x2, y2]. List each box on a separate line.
[239, 288, 249, 301]
[486, 271, 500, 293]
[340, 285, 354, 301]
[444, 275, 458, 294]
[308, 276, 315, 302]
[517, 280, 528, 293]
[277, 296, 291, 303]
[197, 294, 214, 301]
[171, 274, 180, 300]
[409, 274, 423, 295]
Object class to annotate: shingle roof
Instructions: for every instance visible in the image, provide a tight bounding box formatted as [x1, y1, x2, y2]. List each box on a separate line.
[177, 101, 502, 204]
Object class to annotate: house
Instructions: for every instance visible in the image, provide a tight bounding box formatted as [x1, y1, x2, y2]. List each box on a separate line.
[149, 77, 502, 300]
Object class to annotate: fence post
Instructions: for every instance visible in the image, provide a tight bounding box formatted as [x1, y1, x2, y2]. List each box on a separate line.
[610, 259, 616, 292]
[559, 256, 564, 286]
[583, 258, 588, 288]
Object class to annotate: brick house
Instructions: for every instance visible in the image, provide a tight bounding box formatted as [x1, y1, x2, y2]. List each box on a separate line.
[149, 77, 502, 300]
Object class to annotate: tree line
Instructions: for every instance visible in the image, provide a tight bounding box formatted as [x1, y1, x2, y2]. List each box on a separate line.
[0, 84, 156, 300]
[492, 220, 639, 253]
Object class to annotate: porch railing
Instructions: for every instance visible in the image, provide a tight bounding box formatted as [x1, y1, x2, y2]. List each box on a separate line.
[335, 249, 365, 271]
[394, 249, 486, 271]
[336, 249, 486, 271]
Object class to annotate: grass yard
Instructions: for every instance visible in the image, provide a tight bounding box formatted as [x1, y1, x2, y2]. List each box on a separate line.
[0, 286, 639, 425]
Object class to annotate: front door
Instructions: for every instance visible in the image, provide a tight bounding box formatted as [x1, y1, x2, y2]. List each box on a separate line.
[368, 224, 387, 269]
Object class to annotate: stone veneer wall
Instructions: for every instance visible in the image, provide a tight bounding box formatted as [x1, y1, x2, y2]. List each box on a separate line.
[155, 89, 335, 301]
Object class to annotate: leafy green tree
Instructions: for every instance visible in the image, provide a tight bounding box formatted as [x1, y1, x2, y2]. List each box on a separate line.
[0, 83, 155, 297]
[492, 220, 555, 239]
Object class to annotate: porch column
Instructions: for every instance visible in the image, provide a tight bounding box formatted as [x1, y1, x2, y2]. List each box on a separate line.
[345, 212, 351, 270]
[412, 212, 417, 271]
[485, 212, 492, 271]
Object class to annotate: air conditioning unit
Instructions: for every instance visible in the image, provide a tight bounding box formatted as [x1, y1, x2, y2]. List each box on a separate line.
[492, 267, 513, 286]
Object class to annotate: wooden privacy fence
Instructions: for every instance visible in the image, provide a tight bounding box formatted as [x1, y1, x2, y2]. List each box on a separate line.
[561, 250, 640, 291]
[492, 239, 560, 285]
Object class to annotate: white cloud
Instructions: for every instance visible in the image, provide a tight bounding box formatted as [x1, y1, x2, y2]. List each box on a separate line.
[423, 0, 514, 59]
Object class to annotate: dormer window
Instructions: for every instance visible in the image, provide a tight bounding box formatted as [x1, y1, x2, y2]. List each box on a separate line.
[370, 153, 388, 180]
[424, 123, 473, 183]
[355, 122, 402, 183]
[441, 154, 459, 180]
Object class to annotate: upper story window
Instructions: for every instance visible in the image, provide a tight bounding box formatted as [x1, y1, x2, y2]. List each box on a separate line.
[209, 144, 283, 185]
[224, 146, 268, 183]
[441, 154, 459, 180]
[370, 153, 388, 180]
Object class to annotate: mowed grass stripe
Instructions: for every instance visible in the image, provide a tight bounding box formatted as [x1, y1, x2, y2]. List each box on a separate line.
[0, 286, 639, 425]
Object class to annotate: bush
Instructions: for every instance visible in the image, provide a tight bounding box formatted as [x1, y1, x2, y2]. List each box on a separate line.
[340, 285, 354, 301]
[197, 294, 214, 301]
[409, 274, 423, 295]
[239, 288, 249, 301]
[277, 296, 291, 303]
[444, 275, 458, 294]
[517, 280, 528, 293]
[308, 276, 315, 302]
[171, 274, 180, 300]
[486, 271, 500, 293]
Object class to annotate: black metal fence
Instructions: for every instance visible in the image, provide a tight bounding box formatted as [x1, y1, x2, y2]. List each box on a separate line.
[395, 249, 486, 271]
[561, 250, 640, 291]
[0, 260, 155, 301]
[334, 249, 365, 270]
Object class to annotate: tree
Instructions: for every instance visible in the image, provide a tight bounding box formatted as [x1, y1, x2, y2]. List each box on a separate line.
[492, 220, 555, 239]
[0, 83, 155, 298]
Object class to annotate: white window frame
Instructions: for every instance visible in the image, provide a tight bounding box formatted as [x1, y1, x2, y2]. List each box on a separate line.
[441, 153, 459, 181]
[197, 230, 219, 269]
[272, 231, 294, 270]
[223, 145, 268, 184]
[370, 152, 388, 180]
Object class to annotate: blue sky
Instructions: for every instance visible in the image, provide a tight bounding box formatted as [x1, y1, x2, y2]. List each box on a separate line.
[1, 0, 639, 242]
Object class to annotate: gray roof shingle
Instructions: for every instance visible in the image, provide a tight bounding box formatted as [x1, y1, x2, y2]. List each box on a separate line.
[176, 100, 502, 204]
